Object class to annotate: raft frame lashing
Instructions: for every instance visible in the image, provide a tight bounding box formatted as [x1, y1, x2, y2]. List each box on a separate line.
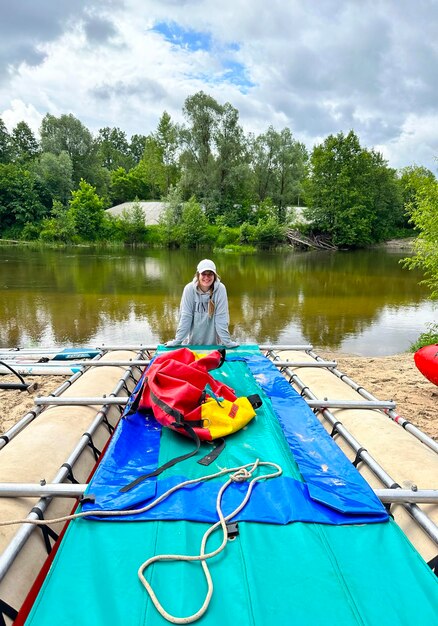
[0, 598, 18, 625]
[30, 507, 59, 555]
[0, 351, 145, 586]
[272, 350, 438, 549]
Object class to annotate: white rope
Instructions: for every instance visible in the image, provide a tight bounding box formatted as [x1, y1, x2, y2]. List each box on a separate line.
[0, 460, 282, 529]
[0, 459, 281, 623]
[137, 460, 282, 624]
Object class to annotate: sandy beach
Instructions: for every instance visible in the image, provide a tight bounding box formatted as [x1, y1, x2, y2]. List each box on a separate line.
[0, 351, 436, 440]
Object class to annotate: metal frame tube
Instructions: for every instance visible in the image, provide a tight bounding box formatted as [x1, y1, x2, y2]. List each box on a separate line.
[2, 484, 437, 504]
[0, 351, 145, 583]
[308, 349, 438, 455]
[0, 355, 104, 451]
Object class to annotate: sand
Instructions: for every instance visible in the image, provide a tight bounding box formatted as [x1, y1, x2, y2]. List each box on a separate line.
[0, 352, 437, 440]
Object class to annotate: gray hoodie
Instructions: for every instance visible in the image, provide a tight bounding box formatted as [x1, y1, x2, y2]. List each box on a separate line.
[167, 277, 238, 347]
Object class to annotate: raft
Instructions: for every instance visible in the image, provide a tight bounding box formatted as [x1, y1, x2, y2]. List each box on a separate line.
[0, 345, 437, 625]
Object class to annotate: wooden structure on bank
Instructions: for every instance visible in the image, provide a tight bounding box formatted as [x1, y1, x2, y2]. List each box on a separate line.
[286, 229, 337, 250]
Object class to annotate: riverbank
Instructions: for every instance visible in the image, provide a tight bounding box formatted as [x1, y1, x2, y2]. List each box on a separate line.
[1, 352, 436, 440]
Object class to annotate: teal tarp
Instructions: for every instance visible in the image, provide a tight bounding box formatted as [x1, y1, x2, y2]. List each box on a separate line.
[24, 346, 438, 625]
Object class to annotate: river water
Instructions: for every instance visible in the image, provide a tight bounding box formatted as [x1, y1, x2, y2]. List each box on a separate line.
[0, 246, 436, 355]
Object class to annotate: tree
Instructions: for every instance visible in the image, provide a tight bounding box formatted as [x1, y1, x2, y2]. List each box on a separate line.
[180, 196, 209, 247]
[0, 118, 12, 164]
[0, 163, 46, 233]
[136, 136, 167, 198]
[69, 179, 105, 240]
[403, 176, 438, 297]
[95, 126, 134, 171]
[117, 200, 147, 243]
[303, 131, 403, 247]
[32, 151, 74, 205]
[154, 111, 180, 194]
[158, 185, 184, 246]
[250, 127, 307, 221]
[39, 200, 76, 243]
[129, 133, 148, 164]
[214, 102, 251, 219]
[40, 113, 97, 185]
[398, 165, 436, 228]
[11, 121, 39, 163]
[179, 91, 223, 205]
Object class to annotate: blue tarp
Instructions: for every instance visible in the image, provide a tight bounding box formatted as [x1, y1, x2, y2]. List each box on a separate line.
[83, 351, 387, 524]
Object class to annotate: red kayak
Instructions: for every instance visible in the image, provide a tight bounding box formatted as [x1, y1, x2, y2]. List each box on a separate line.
[414, 344, 438, 386]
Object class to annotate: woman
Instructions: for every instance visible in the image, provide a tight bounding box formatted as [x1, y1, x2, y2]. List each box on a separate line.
[166, 259, 239, 348]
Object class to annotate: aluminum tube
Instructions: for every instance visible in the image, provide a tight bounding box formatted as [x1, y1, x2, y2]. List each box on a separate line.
[375, 489, 438, 504]
[35, 397, 129, 406]
[260, 344, 313, 351]
[0, 352, 144, 583]
[39, 359, 336, 369]
[2, 485, 438, 504]
[1, 372, 87, 450]
[308, 350, 438, 455]
[0, 484, 88, 498]
[306, 400, 396, 410]
[35, 397, 397, 410]
[0, 358, 101, 451]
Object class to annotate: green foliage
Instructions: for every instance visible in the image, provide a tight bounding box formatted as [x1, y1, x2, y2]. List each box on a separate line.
[10, 121, 40, 163]
[32, 151, 74, 205]
[253, 216, 285, 248]
[398, 165, 436, 228]
[409, 323, 438, 352]
[154, 111, 180, 194]
[0, 118, 12, 164]
[0, 163, 46, 232]
[158, 185, 184, 246]
[179, 196, 209, 247]
[95, 126, 134, 171]
[250, 126, 307, 215]
[69, 180, 105, 241]
[304, 131, 403, 247]
[40, 113, 96, 185]
[239, 221, 256, 244]
[39, 200, 76, 243]
[117, 201, 148, 243]
[402, 176, 438, 297]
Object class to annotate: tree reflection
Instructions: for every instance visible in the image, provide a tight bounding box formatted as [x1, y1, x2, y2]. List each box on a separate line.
[0, 246, 431, 350]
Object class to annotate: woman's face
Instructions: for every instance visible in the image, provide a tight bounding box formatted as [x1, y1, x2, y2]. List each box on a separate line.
[199, 270, 215, 290]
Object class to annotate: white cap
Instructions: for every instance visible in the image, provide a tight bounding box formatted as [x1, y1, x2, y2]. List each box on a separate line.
[197, 259, 217, 274]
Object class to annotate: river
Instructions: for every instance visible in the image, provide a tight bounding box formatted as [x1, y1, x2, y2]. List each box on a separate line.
[0, 246, 435, 355]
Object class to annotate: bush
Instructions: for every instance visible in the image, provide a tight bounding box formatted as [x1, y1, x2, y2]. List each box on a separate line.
[409, 323, 438, 352]
[253, 217, 285, 248]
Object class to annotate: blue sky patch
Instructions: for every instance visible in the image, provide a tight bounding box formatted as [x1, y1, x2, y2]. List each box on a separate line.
[152, 21, 253, 92]
[152, 21, 212, 52]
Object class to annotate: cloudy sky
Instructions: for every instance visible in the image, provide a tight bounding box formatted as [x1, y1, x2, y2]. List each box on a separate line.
[1, 0, 437, 172]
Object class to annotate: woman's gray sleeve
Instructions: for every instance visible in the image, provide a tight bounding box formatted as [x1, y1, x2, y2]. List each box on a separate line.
[172, 284, 194, 343]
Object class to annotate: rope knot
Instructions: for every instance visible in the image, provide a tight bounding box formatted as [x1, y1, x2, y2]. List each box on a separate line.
[230, 468, 251, 483]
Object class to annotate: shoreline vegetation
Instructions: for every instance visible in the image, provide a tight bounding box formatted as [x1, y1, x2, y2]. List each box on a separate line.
[1, 351, 437, 441]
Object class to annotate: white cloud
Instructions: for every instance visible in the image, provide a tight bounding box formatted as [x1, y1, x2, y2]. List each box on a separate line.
[0, 0, 437, 170]
[2, 99, 43, 135]
[376, 113, 438, 173]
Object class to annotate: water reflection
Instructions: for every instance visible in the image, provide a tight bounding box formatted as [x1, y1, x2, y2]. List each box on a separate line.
[0, 247, 435, 355]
